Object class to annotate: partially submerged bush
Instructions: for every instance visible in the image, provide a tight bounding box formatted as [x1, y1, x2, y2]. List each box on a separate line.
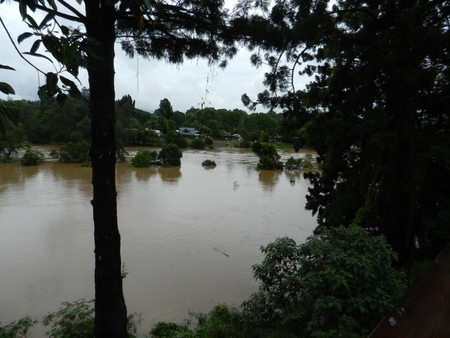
[53, 141, 90, 163]
[204, 137, 213, 148]
[20, 149, 44, 166]
[131, 149, 158, 168]
[202, 159, 216, 167]
[284, 154, 313, 170]
[159, 144, 182, 167]
[252, 142, 283, 170]
[191, 138, 205, 149]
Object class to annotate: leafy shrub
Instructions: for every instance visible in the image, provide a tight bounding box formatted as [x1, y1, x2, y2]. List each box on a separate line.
[190, 138, 205, 149]
[204, 137, 213, 148]
[20, 149, 44, 166]
[242, 226, 407, 337]
[151, 304, 250, 338]
[56, 141, 91, 163]
[43, 299, 141, 338]
[150, 321, 191, 338]
[131, 150, 158, 168]
[251, 142, 283, 170]
[80, 161, 92, 168]
[239, 140, 251, 148]
[202, 159, 216, 167]
[159, 144, 182, 167]
[165, 131, 188, 148]
[0, 317, 35, 338]
[284, 154, 313, 170]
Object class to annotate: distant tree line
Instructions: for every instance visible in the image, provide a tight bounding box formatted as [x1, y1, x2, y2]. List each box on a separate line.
[0, 93, 309, 161]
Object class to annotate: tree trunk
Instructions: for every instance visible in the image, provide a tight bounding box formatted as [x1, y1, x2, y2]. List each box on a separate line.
[84, 1, 128, 337]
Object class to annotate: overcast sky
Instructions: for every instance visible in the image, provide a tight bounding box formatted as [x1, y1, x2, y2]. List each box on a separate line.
[0, 1, 272, 113]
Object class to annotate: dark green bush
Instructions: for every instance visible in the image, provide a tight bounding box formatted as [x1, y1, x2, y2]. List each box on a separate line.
[159, 144, 182, 167]
[56, 141, 91, 163]
[131, 150, 158, 168]
[0, 317, 35, 338]
[165, 131, 188, 148]
[242, 226, 407, 337]
[204, 137, 213, 148]
[202, 159, 216, 167]
[251, 142, 283, 170]
[43, 299, 140, 338]
[151, 304, 251, 338]
[284, 154, 313, 170]
[190, 138, 205, 149]
[20, 149, 44, 166]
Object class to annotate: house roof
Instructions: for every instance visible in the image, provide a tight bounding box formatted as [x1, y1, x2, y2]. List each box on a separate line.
[368, 243, 450, 337]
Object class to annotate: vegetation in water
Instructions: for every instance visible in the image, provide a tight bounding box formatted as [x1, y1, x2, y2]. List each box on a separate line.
[284, 154, 313, 170]
[252, 142, 283, 170]
[131, 150, 159, 168]
[50, 141, 91, 163]
[20, 148, 44, 166]
[190, 138, 205, 149]
[202, 159, 216, 167]
[158, 144, 182, 167]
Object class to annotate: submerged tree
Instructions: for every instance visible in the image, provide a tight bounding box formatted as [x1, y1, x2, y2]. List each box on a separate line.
[235, 0, 450, 262]
[3, 0, 239, 336]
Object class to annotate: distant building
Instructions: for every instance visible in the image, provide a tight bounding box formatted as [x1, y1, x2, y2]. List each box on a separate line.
[179, 127, 197, 136]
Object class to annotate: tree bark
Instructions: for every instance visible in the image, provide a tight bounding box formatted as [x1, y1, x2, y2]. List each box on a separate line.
[84, 1, 128, 337]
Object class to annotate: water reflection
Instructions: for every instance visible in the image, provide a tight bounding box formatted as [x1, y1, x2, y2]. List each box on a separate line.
[258, 170, 282, 191]
[159, 167, 181, 183]
[0, 163, 40, 193]
[285, 170, 303, 187]
[131, 166, 159, 181]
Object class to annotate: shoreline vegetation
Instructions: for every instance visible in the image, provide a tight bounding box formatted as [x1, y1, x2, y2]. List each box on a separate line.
[1, 225, 419, 338]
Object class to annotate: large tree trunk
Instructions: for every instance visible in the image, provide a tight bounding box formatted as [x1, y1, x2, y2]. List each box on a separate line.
[84, 1, 128, 337]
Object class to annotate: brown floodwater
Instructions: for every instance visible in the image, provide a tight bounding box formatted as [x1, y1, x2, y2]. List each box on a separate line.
[0, 147, 316, 334]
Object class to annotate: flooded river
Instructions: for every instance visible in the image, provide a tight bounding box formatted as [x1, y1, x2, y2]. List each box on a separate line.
[0, 147, 317, 333]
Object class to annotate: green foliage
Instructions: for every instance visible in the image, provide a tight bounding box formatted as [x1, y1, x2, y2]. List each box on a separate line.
[284, 154, 313, 170]
[190, 138, 205, 149]
[159, 144, 182, 167]
[165, 131, 188, 148]
[151, 304, 250, 338]
[202, 159, 216, 167]
[42, 299, 141, 338]
[55, 141, 90, 163]
[251, 142, 283, 170]
[131, 150, 158, 168]
[20, 148, 44, 166]
[242, 226, 407, 337]
[204, 137, 213, 148]
[0, 317, 35, 338]
[240, 0, 450, 261]
[0, 121, 26, 161]
[43, 299, 94, 338]
[154, 98, 174, 120]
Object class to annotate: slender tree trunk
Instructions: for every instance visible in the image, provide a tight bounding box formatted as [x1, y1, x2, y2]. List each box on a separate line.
[84, 1, 128, 337]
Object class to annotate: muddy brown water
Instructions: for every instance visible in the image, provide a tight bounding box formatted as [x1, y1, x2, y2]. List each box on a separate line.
[0, 147, 316, 334]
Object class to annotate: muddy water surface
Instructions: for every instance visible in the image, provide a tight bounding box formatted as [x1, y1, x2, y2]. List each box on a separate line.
[0, 147, 316, 333]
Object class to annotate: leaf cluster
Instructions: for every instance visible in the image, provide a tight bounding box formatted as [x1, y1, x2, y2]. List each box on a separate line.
[251, 142, 283, 170]
[242, 226, 407, 337]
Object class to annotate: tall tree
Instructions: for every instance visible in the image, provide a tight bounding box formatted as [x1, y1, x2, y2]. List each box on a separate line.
[6, 0, 238, 336]
[154, 98, 174, 120]
[235, 0, 450, 262]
